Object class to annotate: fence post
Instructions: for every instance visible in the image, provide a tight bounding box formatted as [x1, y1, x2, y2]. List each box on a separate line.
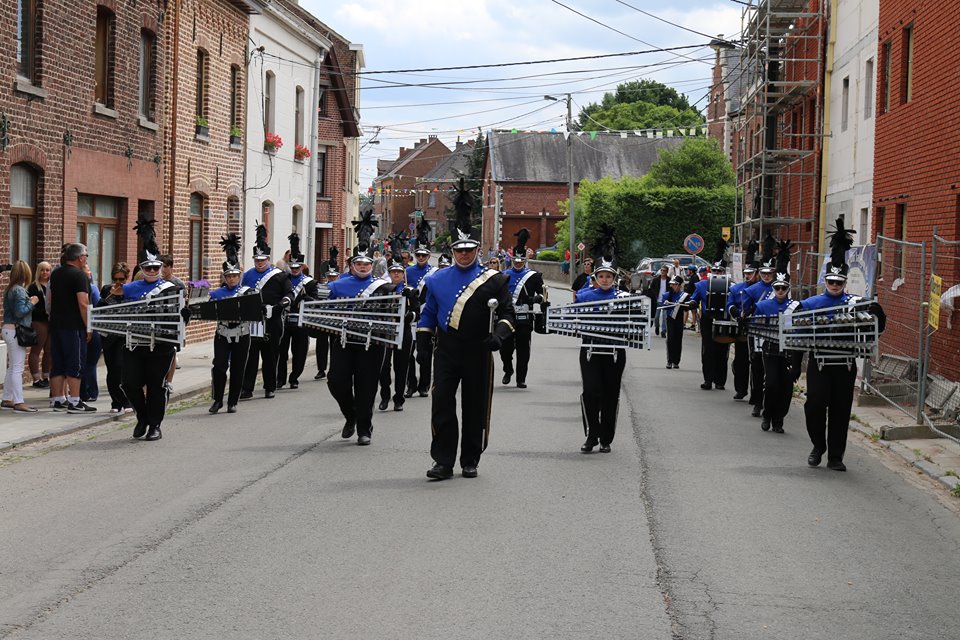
[916, 240, 927, 425]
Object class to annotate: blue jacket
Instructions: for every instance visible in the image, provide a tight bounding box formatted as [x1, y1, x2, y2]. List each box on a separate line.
[753, 297, 796, 317]
[123, 278, 169, 301]
[418, 263, 490, 332]
[575, 286, 617, 303]
[798, 291, 860, 315]
[327, 273, 378, 300]
[505, 266, 531, 296]
[406, 263, 434, 289]
[727, 280, 750, 316]
[741, 280, 774, 315]
[210, 284, 242, 301]
[3, 285, 34, 326]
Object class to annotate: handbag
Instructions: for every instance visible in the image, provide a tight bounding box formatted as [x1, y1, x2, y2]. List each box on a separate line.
[15, 324, 38, 348]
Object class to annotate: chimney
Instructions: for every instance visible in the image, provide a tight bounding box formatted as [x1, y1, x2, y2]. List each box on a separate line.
[428, 135, 437, 140]
[399, 147, 406, 156]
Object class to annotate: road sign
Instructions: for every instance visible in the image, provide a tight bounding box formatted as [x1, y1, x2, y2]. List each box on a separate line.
[683, 234, 705, 255]
[721, 227, 731, 241]
[929, 274, 942, 329]
[408, 222, 416, 232]
[577, 242, 585, 251]
[414, 210, 424, 218]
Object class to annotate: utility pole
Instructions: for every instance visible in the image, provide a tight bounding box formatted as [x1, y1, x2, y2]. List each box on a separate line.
[545, 93, 576, 286]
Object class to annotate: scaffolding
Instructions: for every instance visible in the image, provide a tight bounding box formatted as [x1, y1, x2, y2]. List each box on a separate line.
[732, 0, 825, 275]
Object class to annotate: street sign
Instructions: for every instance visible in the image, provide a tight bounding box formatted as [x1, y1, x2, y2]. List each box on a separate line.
[577, 242, 585, 251]
[408, 222, 416, 232]
[683, 234, 705, 255]
[414, 210, 424, 218]
[721, 227, 731, 241]
[929, 274, 942, 329]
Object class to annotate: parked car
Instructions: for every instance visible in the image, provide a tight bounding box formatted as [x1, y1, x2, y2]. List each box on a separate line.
[629, 254, 710, 293]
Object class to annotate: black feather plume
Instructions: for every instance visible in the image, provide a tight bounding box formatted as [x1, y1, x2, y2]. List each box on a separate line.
[219, 233, 241, 270]
[253, 221, 271, 257]
[775, 239, 792, 275]
[713, 238, 729, 265]
[761, 232, 776, 266]
[452, 177, 474, 239]
[745, 238, 759, 266]
[513, 227, 530, 256]
[288, 232, 302, 262]
[593, 223, 618, 262]
[134, 215, 161, 263]
[828, 215, 855, 267]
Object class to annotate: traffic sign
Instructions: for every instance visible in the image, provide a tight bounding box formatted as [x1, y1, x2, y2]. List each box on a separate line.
[577, 242, 585, 251]
[683, 234, 705, 255]
[929, 274, 942, 329]
[721, 226, 731, 241]
[408, 222, 416, 232]
[414, 210, 424, 218]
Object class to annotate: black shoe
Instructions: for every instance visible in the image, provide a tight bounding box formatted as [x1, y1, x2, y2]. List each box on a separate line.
[357, 435, 371, 446]
[239, 390, 253, 400]
[403, 388, 415, 398]
[751, 406, 762, 418]
[378, 398, 390, 411]
[772, 422, 784, 434]
[145, 425, 162, 441]
[67, 400, 97, 414]
[666, 363, 672, 369]
[761, 417, 771, 431]
[580, 438, 598, 453]
[462, 465, 478, 478]
[700, 383, 712, 390]
[209, 401, 223, 414]
[733, 392, 747, 401]
[277, 383, 285, 390]
[264, 390, 275, 399]
[394, 403, 404, 412]
[418, 390, 429, 397]
[51, 400, 68, 411]
[341, 421, 356, 439]
[133, 421, 148, 439]
[227, 405, 237, 414]
[827, 459, 847, 471]
[808, 448, 824, 467]
[502, 372, 512, 385]
[516, 382, 527, 389]
[599, 444, 611, 453]
[715, 385, 725, 391]
[314, 371, 326, 380]
[426, 463, 454, 480]
[289, 381, 299, 390]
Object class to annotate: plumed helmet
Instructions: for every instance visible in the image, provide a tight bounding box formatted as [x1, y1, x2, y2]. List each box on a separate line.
[134, 215, 163, 267]
[219, 233, 242, 274]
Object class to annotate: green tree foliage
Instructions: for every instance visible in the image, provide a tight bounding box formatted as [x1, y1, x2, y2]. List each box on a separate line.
[449, 130, 486, 225]
[577, 80, 703, 131]
[642, 137, 735, 189]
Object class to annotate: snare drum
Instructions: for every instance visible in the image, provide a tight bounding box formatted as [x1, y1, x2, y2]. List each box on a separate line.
[711, 319, 740, 344]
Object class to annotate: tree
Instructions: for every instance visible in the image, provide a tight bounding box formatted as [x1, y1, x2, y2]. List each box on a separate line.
[642, 137, 736, 190]
[449, 130, 486, 226]
[577, 80, 702, 130]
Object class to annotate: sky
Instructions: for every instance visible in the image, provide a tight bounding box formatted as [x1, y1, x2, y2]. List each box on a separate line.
[298, 0, 744, 189]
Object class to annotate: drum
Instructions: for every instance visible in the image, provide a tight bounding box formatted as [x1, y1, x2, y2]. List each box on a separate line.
[712, 319, 740, 344]
[706, 275, 730, 315]
[533, 302, 549, 334]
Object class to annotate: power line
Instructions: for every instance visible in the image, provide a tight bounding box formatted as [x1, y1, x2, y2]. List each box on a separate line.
[610, 0, 742, 48]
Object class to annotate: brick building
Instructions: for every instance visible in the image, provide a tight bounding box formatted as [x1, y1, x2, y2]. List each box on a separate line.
[2, 0, 170, 285]
[373, 137, 451, 236]
[873, 0, 960, 380]
[413, 140, 475, 240]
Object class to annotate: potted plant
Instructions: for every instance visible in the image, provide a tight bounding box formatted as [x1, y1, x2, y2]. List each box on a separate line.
[229, 125, 242, 145]
[294, 143, 311, 162]
[264, 132, 283, 154]
[195, 115, 209, 138]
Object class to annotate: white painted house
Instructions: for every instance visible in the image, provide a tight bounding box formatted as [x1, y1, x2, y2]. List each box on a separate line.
[244, 3, 330, 265]
[825, 0, 878, 240]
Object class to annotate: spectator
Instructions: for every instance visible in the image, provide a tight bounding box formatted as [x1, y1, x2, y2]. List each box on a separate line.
[159, 255, 184, 390]
[2, 260, 40, 412]
[48, 243, 96, 413]
[561, 248, 570, 275]
[98, 262, 131, 413]
[571, 258, 594, 301]
[526, 246, 535, 260]
[27, 260, 52, 388]
[160, 255, 185, 290]
[80, 262, 102, 403]
[487, 257, 502, 271]
[372, 250, 387, 278]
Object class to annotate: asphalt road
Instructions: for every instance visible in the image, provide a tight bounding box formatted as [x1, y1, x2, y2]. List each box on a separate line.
[1, 308, 959, 639]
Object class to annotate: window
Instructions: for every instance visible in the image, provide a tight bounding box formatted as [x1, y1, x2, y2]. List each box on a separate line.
[318, 82, 329, 117]
[10, 164, 38, 266]
[902, 25, 914, 103]
[895, 204, 907, 273]
[264, 71, 275, 133]
[859, 208, 869, 240]
[229, 65, 240, 129]
[864, 59, 874, 119]
[295, 86, 304, 146]
[188, 193, 205, 281]
[428, 191, 436, 208]
[196, 49, 208, 121]
[881, 41, 892, 114]
[261, 201, 272, 244]
[292, 206, 302, 236]
[876, 206, 886, 241]
[316, 146, 327, 196]
[17, 0, 38, 82]
[139, 30, 156, 120]
[95, 6, 115, 107]
[77, 194, 120, 287]
[841, 76, 849, 132]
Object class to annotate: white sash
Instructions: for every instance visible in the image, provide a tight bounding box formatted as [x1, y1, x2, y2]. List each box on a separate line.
[511, 271, 537, 306]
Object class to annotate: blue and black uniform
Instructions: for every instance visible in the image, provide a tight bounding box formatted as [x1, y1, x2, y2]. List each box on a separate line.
[240, 266, 293, 396]
[752, 296, 802, 430]
[575, 286, 626, 446]
[277, 272, 319, 388]
[379, 281, 419, 409]
[405, 262, 437, 395]
[499, 264, 545, 386]
[688, 276, 730, 388]
[727, 278, 753, 398]
[742, 279, 774, 409]
[209, 283, 250, 409]
[660, 288, 688, 367]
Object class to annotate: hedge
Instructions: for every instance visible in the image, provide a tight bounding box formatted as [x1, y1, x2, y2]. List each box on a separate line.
[536, 250, 561, 262]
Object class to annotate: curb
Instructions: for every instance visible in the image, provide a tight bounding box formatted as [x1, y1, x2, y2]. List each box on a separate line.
[848, 419, 960, 493]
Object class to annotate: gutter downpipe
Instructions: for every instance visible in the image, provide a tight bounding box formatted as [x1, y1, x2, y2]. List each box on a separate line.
[817, 0, 837, 273]
[166, 0, 182, 252]
[306, 51, 321, 272]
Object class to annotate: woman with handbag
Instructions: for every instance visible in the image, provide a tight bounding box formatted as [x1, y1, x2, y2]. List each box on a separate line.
[27, 261, 52, 389]
[2, 260, 40, 412]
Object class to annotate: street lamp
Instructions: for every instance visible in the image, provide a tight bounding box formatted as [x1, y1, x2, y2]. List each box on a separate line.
[545, 94, 576, 287]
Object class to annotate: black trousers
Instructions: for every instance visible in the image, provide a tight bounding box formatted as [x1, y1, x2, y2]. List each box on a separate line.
[732, 339, 749, 396]
[699, 315, 730, 386]
[122, 346, 175, 428]
[277, 324, 309, 386]
[579, 349, 626, 445]
[499, 323, 533, 382]
[212, 334, 250, 406]
[101, 337, 128, 410]
[749, 340, 765, 407]
[804, 360, 858, 461]
[762, 353, 794, 422]
[665, 315, 684, 365]
[430, 338, 494, 468]
[380, 326, 412, 405]
[242, 317, 284, 393]
[315, 332, 329, 374]
[407, 335, 433, 394]
[327, 342, 386, 437]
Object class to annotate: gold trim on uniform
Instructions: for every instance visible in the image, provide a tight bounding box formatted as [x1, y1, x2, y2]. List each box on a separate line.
[497, 318, 515, 333]
[448, 268, 499, 330]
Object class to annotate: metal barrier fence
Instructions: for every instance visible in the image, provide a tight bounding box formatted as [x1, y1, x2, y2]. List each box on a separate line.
[925, 233, 960, 444]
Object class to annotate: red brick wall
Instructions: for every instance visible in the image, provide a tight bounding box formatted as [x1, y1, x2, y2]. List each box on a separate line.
[373, 138, 451, 235]
[707, 46, 728, 142]
[874, 0, 960, 380]
[497, 183, 568, 249]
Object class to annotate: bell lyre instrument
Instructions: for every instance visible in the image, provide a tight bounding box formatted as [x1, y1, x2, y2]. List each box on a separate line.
[546, 293, 650, 359]
[298, 294, 407, 350]
[88, 291, 185, 350]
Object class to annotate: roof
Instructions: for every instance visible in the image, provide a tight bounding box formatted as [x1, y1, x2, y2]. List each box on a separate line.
[486, 131, 684, 183]
[225, 0, 266, 14]
[420, 141, 475, 182]
[376, 137, 451, 180]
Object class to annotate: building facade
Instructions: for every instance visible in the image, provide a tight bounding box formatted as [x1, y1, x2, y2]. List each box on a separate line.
[414, 140, 475, 240]
[373, 137, 451, 237]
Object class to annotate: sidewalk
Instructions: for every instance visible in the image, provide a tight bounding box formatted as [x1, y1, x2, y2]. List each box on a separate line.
[545, 277, 960, 496]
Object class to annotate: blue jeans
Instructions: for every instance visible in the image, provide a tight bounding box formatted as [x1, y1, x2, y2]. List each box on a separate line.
[80, 331, 102, 401]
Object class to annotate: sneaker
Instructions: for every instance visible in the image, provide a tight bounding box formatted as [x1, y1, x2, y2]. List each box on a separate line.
[51, 400, 68, 411]
[67, 401, 97, 414]
[109, 407, 122, 414]
[314, 371, 326, 380]
[32, 380, 49, 389]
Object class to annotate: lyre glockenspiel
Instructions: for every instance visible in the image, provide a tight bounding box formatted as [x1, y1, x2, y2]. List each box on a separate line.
[298, 294, 406, 350]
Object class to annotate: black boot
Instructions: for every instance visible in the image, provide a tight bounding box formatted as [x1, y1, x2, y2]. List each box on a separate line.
[145, 425, 162, 441]
[426, 463, 454, 480]
[580, 438, 598, 453]
[502, 371, 512, 385]
[209, 400, 223, 414]
[761, 417, 771, 431]
[378, 397, 389, 411]
[133, 420, 147, 439]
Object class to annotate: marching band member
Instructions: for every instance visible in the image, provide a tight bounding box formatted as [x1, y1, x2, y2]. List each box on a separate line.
[577, 255, 626, 453]
[208, 234, 249, 415]
[660, 275, 689, 369]
[313, 266, 339, 380]
[728, 240, 758, 400]
[404, 243, 437, 398]
[800, 217, 886, 471]
[121, 217, 187, 442]
[326, 247, 392, 446]
[379, 259, 418, 412]
[239, 224, 293, 400]
[688, 241, 731, 390]
[741, 234, 777, 417]
[417, 221, 514, 480]
[277, 233, 319, 391]
[499, 245, 545, 389]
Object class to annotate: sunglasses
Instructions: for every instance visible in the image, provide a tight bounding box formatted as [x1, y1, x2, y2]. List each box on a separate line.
[453, 248, 475, 254]
[773, 285, 789, 291]
[142, 265, 160, 272]
[112, 277, 126, 283]
[825, 279, 845, 285]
